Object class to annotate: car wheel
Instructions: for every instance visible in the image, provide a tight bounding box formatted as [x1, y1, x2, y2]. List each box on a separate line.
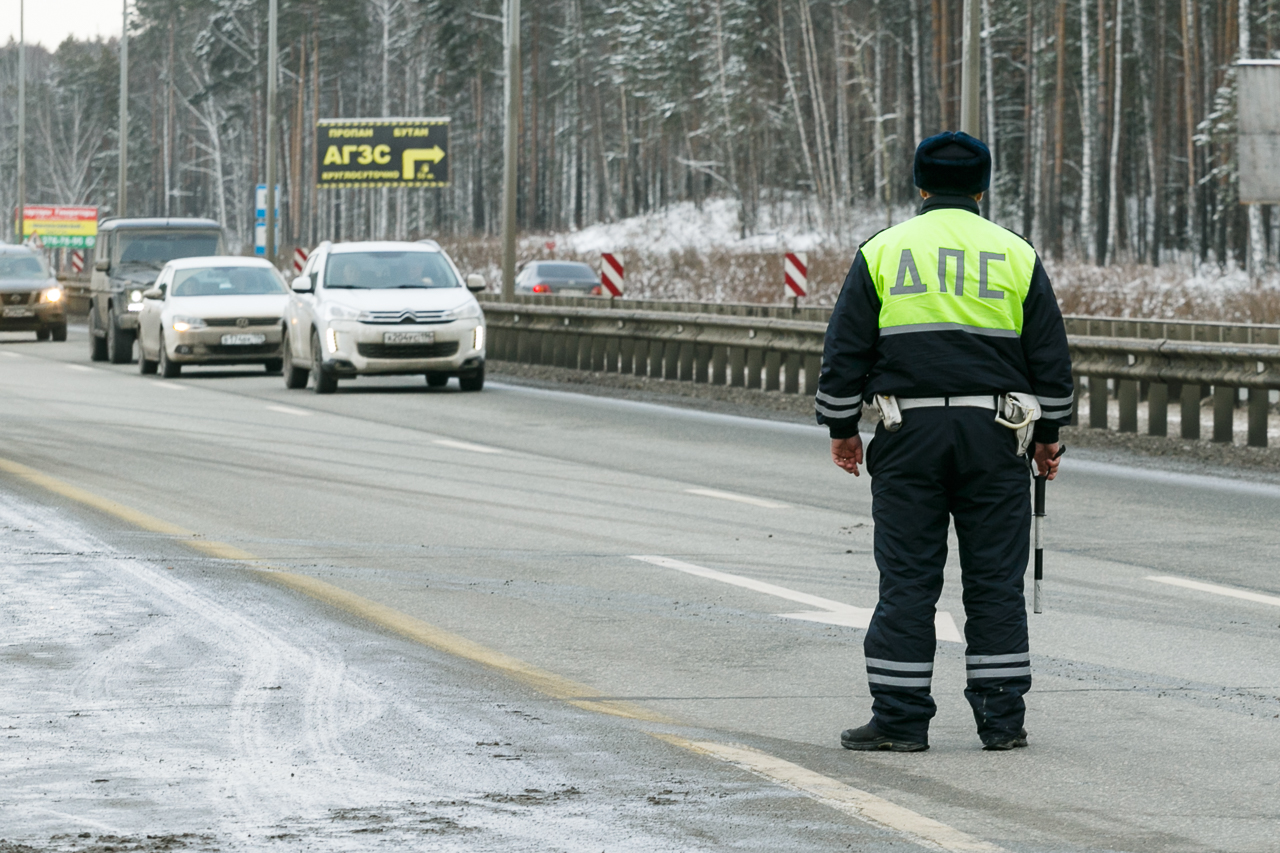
[107, 308, 135, 364]
[458, 364, 485, 393]
[311, 330, 337, 394]
[283, 334, 309, 389]
[51, 323, 67, 342]
[158, 334, 181, 378]
[36, 329, 50, 341]
[138, 340, 158, 375]
[88, 303, 108, 361]
[425, 372, 449, 388]
[264, 358, 284, 374]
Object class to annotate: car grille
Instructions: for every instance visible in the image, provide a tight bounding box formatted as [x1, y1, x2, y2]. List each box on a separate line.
[2, 292, 34, 306]
[361, 310, 454, 324]
[357, 341, 459, 359]
[204, 317, 281, 327]
[204, 343, 281, 356]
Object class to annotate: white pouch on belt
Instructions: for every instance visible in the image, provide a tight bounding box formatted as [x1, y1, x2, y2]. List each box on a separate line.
[873, 395, 903, 432]
[996, 392, 1042, 456]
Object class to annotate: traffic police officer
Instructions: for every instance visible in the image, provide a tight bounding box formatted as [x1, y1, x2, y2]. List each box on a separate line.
[817, 131, 1073, 752]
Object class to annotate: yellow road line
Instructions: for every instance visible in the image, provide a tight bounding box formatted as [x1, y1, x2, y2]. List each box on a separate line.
[2, 455, 1003, 850]
[0, 455, 667, 724]
[654, 735, 1006, 853]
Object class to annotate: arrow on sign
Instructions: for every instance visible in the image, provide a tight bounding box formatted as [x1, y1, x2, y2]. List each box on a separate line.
[402, 146, 446, 179]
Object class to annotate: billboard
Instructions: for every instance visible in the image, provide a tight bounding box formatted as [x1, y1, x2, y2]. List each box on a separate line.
[316, 118, 449, 189]
[1237, 61, 1280, 204]
[15, 205, 98, 248]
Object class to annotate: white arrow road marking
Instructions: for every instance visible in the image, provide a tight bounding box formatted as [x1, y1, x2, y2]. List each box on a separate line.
[433, 438, 502, 454]
[1148, 575, 1280, 608]
[630, 555, 963, 643]
[685, 487, 788, 509]
[66, 364, 95, 372]
[654, 735, 1005, 853]
[154, 382, 187, 391]
[266, 404, 312, 416]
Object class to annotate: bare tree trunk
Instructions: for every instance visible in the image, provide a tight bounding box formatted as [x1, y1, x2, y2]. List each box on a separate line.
[1241, 0, 1266, 278]
[982, 0, 997, 213]
[834, 4, 852, 209]
[1105, 0, 1124, 264]
[712, 0, 743, 232]
[1132, 0, 1157, 265]
[1080, 0, 1095, 261]
[799, 0, 836, 218]
[910, 0, 924, 146]
[1021, 0, 1035, 238]
[778, 0, 821, 221]
[1181, 0, 1200, 265]
[1052, 0, 1067, 258]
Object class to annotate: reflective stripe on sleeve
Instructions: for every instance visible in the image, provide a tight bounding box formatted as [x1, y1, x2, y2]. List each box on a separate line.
[816, 402, 863, 420]
[965, 666, 1032, 679]
[1036, 393, 1074, 407]
[965, 652, 1030, 665]
[866, 658, 934, 672]
[1041, 406, 1073, 419]
[867, 673, 933, 688]
[879, 322, 1019, 339]
[816, 390, 862, 406]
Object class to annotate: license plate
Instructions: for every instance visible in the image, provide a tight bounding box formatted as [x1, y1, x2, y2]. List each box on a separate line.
[2, 306, 34, 318]
[384, 331, 434, 344]
[220, 333, 267, 345]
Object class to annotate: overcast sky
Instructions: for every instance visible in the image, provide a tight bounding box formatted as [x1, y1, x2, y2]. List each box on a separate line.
[2, 0, 124, 50]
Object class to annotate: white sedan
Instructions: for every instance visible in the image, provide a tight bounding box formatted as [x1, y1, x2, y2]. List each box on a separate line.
[136, 257, 291, 378]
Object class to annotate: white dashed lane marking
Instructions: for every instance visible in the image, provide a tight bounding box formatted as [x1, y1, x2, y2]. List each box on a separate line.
[685, 487, 788, 509]
[433, 438, 502, 454]
[630, 555, 963, 643]
[1148, 575, 1280, 608]
[266, 404, 312, 416]
[66, 364, 95, 372]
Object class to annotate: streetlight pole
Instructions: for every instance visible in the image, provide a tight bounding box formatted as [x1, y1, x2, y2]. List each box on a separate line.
[118, 0, 129, 217]
[265, 0, 278, 264]
[960, 0, 981, 136]
[16, 0, 25, 243]
[500, 0, 521, 300]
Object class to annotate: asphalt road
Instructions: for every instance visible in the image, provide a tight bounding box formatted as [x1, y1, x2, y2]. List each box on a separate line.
[2, 328, 1278, 853]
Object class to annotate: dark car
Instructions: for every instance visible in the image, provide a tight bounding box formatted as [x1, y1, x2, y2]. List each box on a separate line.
[88, 218, 226, 363]
[515, 261, 602, 295]
[0, 245, 65, 341]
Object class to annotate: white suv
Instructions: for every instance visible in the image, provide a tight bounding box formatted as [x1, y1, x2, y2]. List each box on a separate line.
[285, 240, 487, 393]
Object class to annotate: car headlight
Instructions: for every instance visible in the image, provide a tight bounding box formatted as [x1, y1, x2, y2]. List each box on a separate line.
[130, 290, 144, 302]
[41, 287, 63, 303]
[324, 303, 362, 321]
[473, 325, 485, 351]
[452, 302, 483, 321]
[172, 315, 207, 332]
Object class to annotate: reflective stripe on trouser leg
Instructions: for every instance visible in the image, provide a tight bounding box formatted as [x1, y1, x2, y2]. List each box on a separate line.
[864, 416, 951, 741]
[950, 412, 1034, 741]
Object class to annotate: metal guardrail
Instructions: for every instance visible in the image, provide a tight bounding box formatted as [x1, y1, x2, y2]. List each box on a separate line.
[484, 299, 1280, 448]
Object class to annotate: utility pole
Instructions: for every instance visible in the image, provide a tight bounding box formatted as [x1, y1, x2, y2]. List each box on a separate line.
[500, 0, 521, 300]
[16, 0, 25, 243]
[265, 0, 279, 264]
[118, 0, 129, 218]
[960, 0, 981, 136]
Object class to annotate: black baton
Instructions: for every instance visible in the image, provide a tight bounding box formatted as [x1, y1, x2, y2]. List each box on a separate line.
[1033, 444, 1066, 614]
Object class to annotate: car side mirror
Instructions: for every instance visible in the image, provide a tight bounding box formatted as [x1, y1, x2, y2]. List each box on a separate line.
[292, 272, 315, 294]
[465, 273, 486, 293]
[142, 288, 163, 300]
[94, 259, 110, 272]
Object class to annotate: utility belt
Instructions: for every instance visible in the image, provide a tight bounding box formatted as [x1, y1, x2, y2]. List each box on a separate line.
[872, 393, 1042, 456]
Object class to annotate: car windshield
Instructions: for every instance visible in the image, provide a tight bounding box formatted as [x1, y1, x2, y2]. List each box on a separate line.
[534, 263, 598, 281]
[171, 266, 288, 297]
[324, 251, 460, 289]
[0, 255, 48, 280]
[114, 231, 223, 269]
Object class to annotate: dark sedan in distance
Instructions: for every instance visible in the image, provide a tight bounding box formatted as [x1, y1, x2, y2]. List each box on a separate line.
[515, 261, 602, 295]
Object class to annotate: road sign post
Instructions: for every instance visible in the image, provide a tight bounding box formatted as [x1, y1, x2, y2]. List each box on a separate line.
[15, 206, 98, 250]
[784, 252, 808, 301]
[600, 253, 623, 297]
[1237, 60, 1280, 204]
[315, 119, 450, 188]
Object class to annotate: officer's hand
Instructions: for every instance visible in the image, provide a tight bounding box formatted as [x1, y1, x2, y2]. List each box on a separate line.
[831, 436, 864, 476]
[1034, 442, 1061, 480]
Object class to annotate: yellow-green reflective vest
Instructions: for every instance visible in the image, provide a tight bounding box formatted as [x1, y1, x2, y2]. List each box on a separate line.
[860, 208, 1038, 337]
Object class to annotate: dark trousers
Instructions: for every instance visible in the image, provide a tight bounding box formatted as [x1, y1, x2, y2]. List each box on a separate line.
[863, 405, 1032, 744]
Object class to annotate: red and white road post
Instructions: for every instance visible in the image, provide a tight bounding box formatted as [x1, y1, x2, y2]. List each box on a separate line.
[784, 251, 807, 307]
[292, 247, 309, 275]
[600, 252, 623, 297]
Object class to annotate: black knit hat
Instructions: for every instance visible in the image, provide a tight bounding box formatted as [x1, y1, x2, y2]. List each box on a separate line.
[913, 131, 992, 196]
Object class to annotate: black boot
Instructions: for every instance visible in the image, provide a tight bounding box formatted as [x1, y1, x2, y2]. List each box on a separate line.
[981, 728, 1028, 751]
[840, 722, 929, 752]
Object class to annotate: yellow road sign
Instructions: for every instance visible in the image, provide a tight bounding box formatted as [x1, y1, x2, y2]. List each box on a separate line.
[316, 118, 450, 189]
